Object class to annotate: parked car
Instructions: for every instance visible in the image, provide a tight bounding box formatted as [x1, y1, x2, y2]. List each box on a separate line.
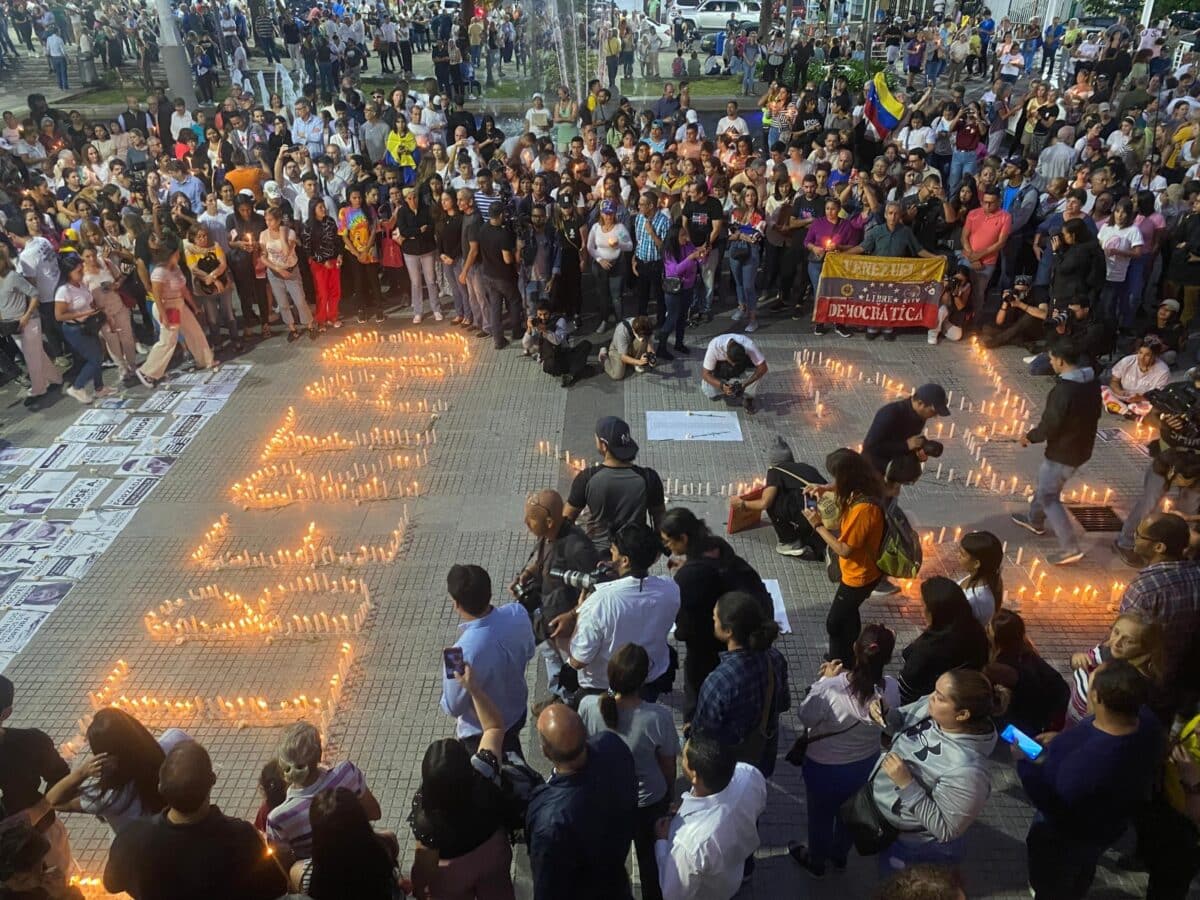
[683, 0, 761, 33]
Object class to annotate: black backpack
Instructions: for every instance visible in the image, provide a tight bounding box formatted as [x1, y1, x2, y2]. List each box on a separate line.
[498, 752, 544, 844]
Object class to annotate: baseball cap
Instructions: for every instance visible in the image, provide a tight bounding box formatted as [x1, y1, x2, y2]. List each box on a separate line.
[914, 383, 951, 416]
[595, 416, 637, 461]
[263, 180, 281, 200]
[1159, 298, 1182, 313]
[1098, 101, 1112, 113]
[1004, 155, 1027, 172]
[600, 199, 617, 215]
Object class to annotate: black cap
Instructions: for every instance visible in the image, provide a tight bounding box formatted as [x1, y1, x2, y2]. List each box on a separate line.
[595, 415, 637, 461]
[913, 383, 951, 416]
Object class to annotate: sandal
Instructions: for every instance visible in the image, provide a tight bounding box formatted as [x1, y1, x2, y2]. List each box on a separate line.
[261, 323, 272, 338]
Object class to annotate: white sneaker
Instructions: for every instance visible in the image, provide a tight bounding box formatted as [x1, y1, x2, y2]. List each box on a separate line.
[413, 314, 422, 325]
[744, 320, 758, 333]
[927, 331, 939, 344]
[1022, 354, 1038, 364]
[731, 307, 745, 322]
[433, 310, 444, 322]
[65, 386, 92, 404]
[598, 347, 609, 364]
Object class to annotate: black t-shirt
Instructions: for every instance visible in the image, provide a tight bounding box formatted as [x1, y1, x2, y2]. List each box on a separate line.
[765, 460, 824, 499]
[104, 806, 287, 900]
[681, 197, 724, 246]
[567, 463, 666, 552]
[408, 749, 506, 859]
[0, 727, 69, 815]
[862, 397, 926, 476]
[789, 194, 819, 249]
[478, 222, 516, 281]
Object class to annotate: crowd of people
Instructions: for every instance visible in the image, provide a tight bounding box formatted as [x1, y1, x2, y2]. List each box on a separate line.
[1, 1, 1200, 899]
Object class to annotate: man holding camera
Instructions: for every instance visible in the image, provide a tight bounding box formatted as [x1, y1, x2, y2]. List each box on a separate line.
[513, 489, 601, 701]
[862, 383, 950, 479]
[700, 334, 768, 414]
[563, 523, 680, 704]
[982, 275, 1044, 349]
[1013, 340, 1103, 566]
[600, 315, 658, 381]
[516, 205, 559, 315]
[523, 303, 592, 387]
[1112, 367, 1200, 566]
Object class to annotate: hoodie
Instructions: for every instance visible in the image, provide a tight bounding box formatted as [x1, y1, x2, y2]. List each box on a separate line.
[1025, 365, 1102, 467]
[870, 698, 997, 845]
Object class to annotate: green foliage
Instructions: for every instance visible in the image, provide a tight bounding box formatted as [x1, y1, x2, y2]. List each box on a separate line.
[805, 58, 896, 94]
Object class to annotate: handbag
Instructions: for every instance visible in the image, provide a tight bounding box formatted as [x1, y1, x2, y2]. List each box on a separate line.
[840, 779, 899, 855]
[0, 318, 21, 337]
[731, 654, 775, 768]
[785, 719, 862, 766]
[726, 485, 764, 534]
[79, 311, 106, 337]
[767, 53, 784, 66]
[662, 274, 683, 293]
[730, 240, 751, 261]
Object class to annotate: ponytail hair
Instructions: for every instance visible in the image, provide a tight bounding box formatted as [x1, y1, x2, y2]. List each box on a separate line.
[599, 643, 650, 729]
[942, 668, 1008, 732]
[848, 623, 896, 704]
[715, 591, 779, 652]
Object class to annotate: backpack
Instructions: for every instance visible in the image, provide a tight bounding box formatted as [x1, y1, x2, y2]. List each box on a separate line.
[716, 554, 773, 620]
[875, 497, 922, 579]
[498, 751, 545, 844]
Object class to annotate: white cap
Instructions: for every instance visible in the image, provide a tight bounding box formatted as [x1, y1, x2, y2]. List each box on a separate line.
[263, 180, 281, 199]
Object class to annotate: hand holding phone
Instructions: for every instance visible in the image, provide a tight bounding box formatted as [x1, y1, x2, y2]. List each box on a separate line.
[442, 647, 465, 678]
[1000, 724, 1043, 759]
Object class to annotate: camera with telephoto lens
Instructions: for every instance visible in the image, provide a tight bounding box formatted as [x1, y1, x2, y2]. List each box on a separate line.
[1146, 372, 1200, 442]
[549, 564, 616, 591]
[1049, 307, 1071, 329]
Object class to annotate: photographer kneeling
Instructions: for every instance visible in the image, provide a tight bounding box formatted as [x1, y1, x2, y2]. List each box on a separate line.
[1021, 294, 1112, 376]
[981, 275, 1042, 350]
[523, 302, 592, 387]
[701, 333, 768, 415]
[599, 315, 658, 380]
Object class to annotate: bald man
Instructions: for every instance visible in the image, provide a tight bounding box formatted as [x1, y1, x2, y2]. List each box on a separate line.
[105, 741, 287, 900]
[441, 563, 535, 754]
[527, 704, 638, 900]
[514, 489, 600, 701]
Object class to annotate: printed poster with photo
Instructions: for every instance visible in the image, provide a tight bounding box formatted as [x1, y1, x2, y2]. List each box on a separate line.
[6, 581, 73, 612]
[0, 609, 49, 653]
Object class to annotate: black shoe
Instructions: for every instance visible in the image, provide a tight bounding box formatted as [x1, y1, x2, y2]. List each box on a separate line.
[835, 324, 853, 338]
[744, 397, 757, 414]
[561, 373, 575, 387]
[656, 345, 675, 361]
[813, 323, 826, 333]
[287, 329, 300, 343]
[787, 844, 826, 878]
[572, 315, 583, 328]
[374, 311, 386, 323]
[884, 330, 897, 341]
[865, 330, 880, 341]
[673, 343, 690, 355]
[356, 312, 367, 324]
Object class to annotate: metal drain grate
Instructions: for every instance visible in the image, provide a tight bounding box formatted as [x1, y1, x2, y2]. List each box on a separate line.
[1066, 505, 1124, 532]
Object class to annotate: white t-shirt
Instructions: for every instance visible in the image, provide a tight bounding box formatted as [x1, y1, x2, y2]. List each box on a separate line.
[897, 125, 931, 151]
[1111, 353, 1171, 395]
[1097, 223, 1143, 281]
[525, 106, 551, 137]
[716, 115, 749, 136]
[963, 581, 998, 625]
[1000, 51, 1024, 78]
[703, 334, 765, 371]
[570, 574, 681, 690]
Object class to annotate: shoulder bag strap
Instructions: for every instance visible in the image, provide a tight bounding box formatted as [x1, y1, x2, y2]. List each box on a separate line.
[758, 653, 776, 737]
[767, 465, 818, 487]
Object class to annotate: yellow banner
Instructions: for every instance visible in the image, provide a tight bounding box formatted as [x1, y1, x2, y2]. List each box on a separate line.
[821, 253, 947, 283]
[814, 253, 947, 329]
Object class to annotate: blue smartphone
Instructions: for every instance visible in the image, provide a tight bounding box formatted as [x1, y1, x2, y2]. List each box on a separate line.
[1000, 724, 1043, 759]
[804, 495, 819, 510]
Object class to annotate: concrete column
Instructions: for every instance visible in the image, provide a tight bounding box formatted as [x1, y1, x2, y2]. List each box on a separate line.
[155, 0, 198, 109]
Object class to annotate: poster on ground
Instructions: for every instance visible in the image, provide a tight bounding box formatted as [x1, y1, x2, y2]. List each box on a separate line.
[0, 609, 49, 653]
[813, 253, 946, 329]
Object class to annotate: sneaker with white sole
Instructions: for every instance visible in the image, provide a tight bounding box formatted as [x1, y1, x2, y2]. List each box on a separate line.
[927, 331, 939, 344]
[744, 320, 758, 333]
[1048, 549, 1086, 566]
[1011, 513, 1047, 535]
[64, 386, 92, 404]
[1022, 355, 1038, 364]
[872, 579, 902, 595]
[433, 310, 444, 322]
[835, 324, 853, 338]
[413, 314, 422, 324]
[731, 307, 745, 322]
[776, 541, 815, 558]
[135, 369, 157, 389]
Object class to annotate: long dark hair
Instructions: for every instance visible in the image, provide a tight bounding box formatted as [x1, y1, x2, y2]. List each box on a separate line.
[921, 576, 977, 631]
[988, 608, 1035, 662]
[665, 221, 690, 261]
[307, 788, 395, 900]
[715, 591, 779, 651]
[85, 708, 166, 814]
[659, 507, 712, 560]
[960, 531, 1003, 618]
[826, 448, 885, 512]
[848, 624, 896, 704]
[599, 643, 650, 728]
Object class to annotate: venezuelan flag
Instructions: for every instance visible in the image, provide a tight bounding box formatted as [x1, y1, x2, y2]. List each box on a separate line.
[863, 72, 904, 140]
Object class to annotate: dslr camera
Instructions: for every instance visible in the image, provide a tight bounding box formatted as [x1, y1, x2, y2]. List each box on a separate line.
[549, 564, 617, 592]
[724, 380, 745, 399]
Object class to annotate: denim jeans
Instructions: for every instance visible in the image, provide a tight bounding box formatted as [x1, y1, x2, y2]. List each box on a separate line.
[446, 259, 469, 320]
[659, 285, 693, 347]
[1027, 814, 1106, 900]
[50, 55, 68, 90]
[802, 755, 879, 866]
[1117, 462, 1200, 550]
[61, 321, 103, 390]
[807, 261, 824, 301]
[949, 148, 979, 192]
[729, 244, 760, 314]
[879, 834, 966, 877]
[1029, 458, 1081, 554]
[959, 258, 994, 318]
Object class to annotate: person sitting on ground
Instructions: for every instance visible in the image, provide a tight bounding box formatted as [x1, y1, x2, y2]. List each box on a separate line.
[0, 820, 82, 900]
[731, 435, 827, 559]
[1101, 338, 1171, 419]
[985, 609, 1070, 737]
[409, 665, 515, 900]
[599, 314, 657, 380]
[308, 788, 400, 900]
[1067, 610, 1164, 725]
[104, 740, 288, 900]
[874, 865, 967, 900]
[897, 576, 990, 704]
[523, 302, 592, 386]
[700, 333, 768, 414]
[653, 736, 767, 899]
[1135, 298, 1186, 367]
[981, 274, 1043, 349]
[928, 263, 974, 344]
[956, 530, 1005, 625]
[265, 722, 383, 876]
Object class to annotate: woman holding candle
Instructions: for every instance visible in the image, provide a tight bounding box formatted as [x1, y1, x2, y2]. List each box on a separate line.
[803, 449, 888, 664]
[804, 197, 854, 337]
[729, 185, 766, 333]
[586, 198, 633, 334]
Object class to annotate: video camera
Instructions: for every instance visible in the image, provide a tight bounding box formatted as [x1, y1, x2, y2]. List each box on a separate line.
[1146, 378, 1200, 442]
[549, 564, 617, 592]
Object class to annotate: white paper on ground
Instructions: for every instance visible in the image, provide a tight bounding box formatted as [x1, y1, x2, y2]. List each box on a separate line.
[71, 509, 137, 533]
[645, 410, 744, 442]
[51, 531, 119, 557]
[76, 409, 130, 426]
[0, 447, 48, 465]
[0, 570, 21, 599]
[186, 381, 239, 399]
[0, 609, 49, 653]
[104, 476, 160, 508]
[23, 554, 96, 580]
[14, 470, 75, 493]
[52, 478, 112, 511]
[762, 579, 792, 634]
[133, 435, 196, 456]
[114, 417, 162, 442]
[115, 456, 175, 477]
[0, 652, 14, 673]
[0, 520, 69, 545]
[2, 494, 56, 516]
[0, 544, 48, 567]
[6, 581, 72, 611]
[57, 424, 119, 443]
[173, 396, 230, 417]
[138, 391, 183, 413]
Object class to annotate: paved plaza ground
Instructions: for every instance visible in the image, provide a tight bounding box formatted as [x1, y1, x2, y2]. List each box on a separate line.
[0, 300, 1182, 899]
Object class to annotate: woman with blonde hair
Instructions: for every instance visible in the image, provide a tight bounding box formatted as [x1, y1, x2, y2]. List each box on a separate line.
[1066, 610, 1164, 724]
[80, 245, 137, 383]
[266, 721, 383, 886]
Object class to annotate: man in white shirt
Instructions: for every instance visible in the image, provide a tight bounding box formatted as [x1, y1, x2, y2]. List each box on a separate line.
[566, 523, 680, 697]
[45, 27, 68, 90]
[655, 737, 767, 900]
[700, 334, 768, 414]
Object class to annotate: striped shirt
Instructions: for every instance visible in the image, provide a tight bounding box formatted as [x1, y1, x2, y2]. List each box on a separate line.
[265, 760, 367, 859]
[473, 189, 500, 222]
[634, 210, 670, 261]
